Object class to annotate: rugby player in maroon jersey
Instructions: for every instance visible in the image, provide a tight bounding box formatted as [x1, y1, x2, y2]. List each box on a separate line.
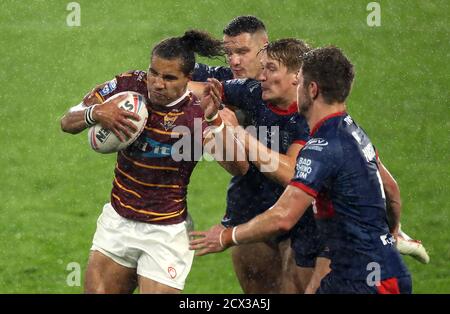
[60, 30, 248, 294]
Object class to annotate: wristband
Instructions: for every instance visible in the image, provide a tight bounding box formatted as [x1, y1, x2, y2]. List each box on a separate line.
[219, 229, 225, 248]
[205, 112, 223, 127]
[205, 112, 218, 122]
[219, 228, 233, 248]
[84, 104, 98, 127]
[231, 226, 239, 245]
[209, 121, 224, 134]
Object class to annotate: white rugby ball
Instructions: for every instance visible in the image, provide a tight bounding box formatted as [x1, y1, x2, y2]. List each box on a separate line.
[88, 91, 148, 154]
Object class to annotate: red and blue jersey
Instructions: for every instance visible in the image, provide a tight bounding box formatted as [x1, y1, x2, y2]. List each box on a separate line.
[220, 79, 310, 225]
[290, 112, 410, 280]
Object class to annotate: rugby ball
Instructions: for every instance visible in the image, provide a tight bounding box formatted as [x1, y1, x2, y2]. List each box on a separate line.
[88, 91, 148, 154]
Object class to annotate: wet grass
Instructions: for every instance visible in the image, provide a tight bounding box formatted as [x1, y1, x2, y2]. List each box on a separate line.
[0, 0, 448, 293]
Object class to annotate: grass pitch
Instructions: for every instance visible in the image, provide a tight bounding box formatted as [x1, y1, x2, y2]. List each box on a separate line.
[0, 0, 448, 293]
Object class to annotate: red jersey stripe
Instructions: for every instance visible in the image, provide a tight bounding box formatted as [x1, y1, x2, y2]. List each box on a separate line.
[289, 181, 318, 197]
[376, 277, 400, 294]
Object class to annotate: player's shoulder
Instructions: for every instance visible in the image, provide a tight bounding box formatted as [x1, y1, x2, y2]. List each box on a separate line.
[302, 123, 343, 160]
[223, 78, 261, 95]
[116, 70, 147, 82]
[336, 114, 371, 147]
[224, 78, 259, 87]
[192, 63, 233, 82]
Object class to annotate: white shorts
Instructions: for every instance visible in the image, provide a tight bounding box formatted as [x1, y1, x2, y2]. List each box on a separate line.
[91, 203, 194, 290]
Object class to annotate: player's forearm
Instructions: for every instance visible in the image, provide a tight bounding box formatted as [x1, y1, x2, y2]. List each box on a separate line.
[230, 206, 289, 245]
[61, 98, 101, 134]
[379, 161, 402, 233]
[222, 186, 311, 246]
[235, 126, 295, 186]
[207, 125, 249, 176]
[385, 184, 402, 234]
[60, 110, 89, 134]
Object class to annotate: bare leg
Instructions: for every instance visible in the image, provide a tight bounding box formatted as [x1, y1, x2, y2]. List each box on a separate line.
[304, 257, 331, 294]
[84, 250, 137, 294]
[231, 242, 282, 293]
[138, 276, 181, 294]
[278, 239, 314, 293]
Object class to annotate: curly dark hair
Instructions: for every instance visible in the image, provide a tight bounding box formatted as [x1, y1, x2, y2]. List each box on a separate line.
[301, 46, 355, 103]
[152, 30, 224, 75]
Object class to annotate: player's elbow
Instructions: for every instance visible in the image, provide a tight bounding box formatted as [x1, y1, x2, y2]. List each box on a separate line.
[60, 117, 71, 133]
[277, 175, 291, 188]
[218, 161, 249, 176]
[233, 162, 249, 176]
[60, 116, 78, 134]
[273, 210, 295, 234]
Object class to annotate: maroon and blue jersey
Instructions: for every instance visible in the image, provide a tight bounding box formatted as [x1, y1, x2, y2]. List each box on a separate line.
[290, 112, 410, 282]
[192, 63, 234, 82]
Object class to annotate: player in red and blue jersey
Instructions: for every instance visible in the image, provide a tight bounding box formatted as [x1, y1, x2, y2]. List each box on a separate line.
[196, 37, 325, 293]
[190, 46, 412, 294]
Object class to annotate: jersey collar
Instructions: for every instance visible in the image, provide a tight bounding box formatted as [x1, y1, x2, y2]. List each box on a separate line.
[150, 90, 192, 112]
[310, 111, 347, 136]
[267, 102, 298, 116]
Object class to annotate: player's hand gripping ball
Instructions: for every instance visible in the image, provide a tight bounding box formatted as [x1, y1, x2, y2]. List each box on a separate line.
[88, 91, 148, 153]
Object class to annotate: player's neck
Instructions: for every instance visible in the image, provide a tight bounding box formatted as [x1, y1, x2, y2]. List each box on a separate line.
[307, 101, 346, 132]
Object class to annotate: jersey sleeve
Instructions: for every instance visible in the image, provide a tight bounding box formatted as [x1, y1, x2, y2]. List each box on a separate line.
[221, 79, 261, 111]
[192, 63, 234, 82]
[82, 70, 147, 105]
[289, 139, 341, 197]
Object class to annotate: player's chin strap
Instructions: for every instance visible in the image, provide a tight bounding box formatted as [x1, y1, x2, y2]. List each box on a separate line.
[165, 89, 191, 107]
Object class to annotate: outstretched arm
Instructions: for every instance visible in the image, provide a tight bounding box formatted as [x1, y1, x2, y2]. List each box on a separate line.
[200, 82, 249, 176]
[378, 159, 401, 238]
[234, 124, 303, 186]
[204, 78, 303, 185]
[189, 185, 313, 256]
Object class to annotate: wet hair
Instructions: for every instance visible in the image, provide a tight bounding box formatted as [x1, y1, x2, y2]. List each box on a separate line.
[261, 38, 312, 73]
[301, 46, 355, 103]
[223, 15, 266, 36]
[151, 30, 224, 75]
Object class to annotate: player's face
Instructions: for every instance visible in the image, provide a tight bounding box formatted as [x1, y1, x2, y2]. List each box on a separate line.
[258, 52, 298, 105]
[223, 32, 267, 79]
[296, 69, 312, 115]
[147, 56, 190, 107]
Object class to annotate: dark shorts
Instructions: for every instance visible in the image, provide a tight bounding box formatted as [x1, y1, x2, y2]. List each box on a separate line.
[317, 272, 412, 294]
